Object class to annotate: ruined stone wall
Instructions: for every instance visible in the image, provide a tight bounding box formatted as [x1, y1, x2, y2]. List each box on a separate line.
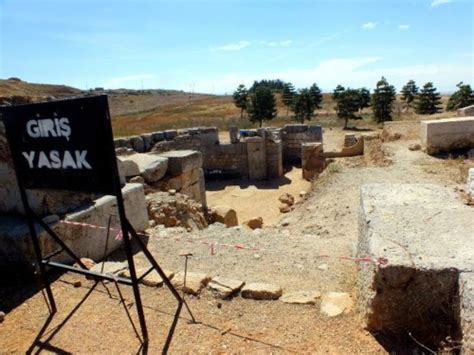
[117, 126, 283, 179]
[202, 143, 248, 176]
[282, 124, 323, 164]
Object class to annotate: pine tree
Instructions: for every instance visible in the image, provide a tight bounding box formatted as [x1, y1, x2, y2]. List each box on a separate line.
[292, 88, 317, 123]
[371, 77, 396, 123]
[334, 88, 362, 129]
[282, 82, 296, 115]
[309, 83, 323, 109]
[332, 85, 345, 114]
[400, 80, 419, 107]
[247, 86, 277, 127]
[357, 88, 371, 112]
[415, 82, 442, 115]
[232, 84, 248, 118]
[447, 82, 474, 111]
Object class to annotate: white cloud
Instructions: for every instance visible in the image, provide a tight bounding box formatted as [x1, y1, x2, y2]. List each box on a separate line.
[398, 24, 411, 30]
[431, 0, 453, 7]
[185, 56, 472, 94]
[104, 74, 155, 88]
[362, 22, 376, 30]
[259, 40, 293, 47]
[212, 40, 250, 51]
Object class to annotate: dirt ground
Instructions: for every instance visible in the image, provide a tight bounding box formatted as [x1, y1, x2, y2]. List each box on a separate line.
[1, 124, 472, 353]
[206, 167, 311, 226]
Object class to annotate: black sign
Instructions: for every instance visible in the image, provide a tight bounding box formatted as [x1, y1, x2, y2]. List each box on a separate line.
[1, 95, 117, 194]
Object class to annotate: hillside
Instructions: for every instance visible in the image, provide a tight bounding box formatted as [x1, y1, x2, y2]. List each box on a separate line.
[0, 78, 454, 138]
[0, 78, 82, 98]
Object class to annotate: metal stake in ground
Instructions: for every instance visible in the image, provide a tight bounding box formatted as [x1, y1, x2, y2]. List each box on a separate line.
[180, 252, 197, 324]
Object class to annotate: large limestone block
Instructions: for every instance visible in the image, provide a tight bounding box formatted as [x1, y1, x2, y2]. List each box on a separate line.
[358, 183, 474, 346]
[421, 116, 474, 154]
[246, 137, 267, 180]
[118, 153, 168, 183]
[157, 150, 203, 176]
[241, 282, 282, 300]
[0, 183, 149, 272]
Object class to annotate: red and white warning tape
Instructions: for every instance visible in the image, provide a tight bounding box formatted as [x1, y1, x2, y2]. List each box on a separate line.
[59, 220, 388, 265]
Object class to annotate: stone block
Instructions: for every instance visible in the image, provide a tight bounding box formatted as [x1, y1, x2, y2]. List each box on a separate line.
[457, 105, 474, 117]
[164, 129, 178, 140]
[157, 150, 203, 176]
[141, 133, 153, 151]
[302, 143, 325, 180]
[247, 137, 267, 180]
[357, 183, 474, 348]
[208, 276, 245, 299]
[421, 117, 474, 154]
[172, 272, 211, 295]
[130, 136, 145, 152]
[283, 124, 308, 134]
[281, 290, 321, 305]
[229, 126, 239, 144]
[467, 168, 474, 198]
[241, 282, 282, 300]
[210, 205, 238, 227]
[118, 153, 168, 183]
[307, 125, 323, 142]
[0, 183, 148, 273]
[151, 131, 164, 143]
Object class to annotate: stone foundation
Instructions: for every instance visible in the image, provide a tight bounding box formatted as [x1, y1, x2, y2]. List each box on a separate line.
[118, 124, 321, 179]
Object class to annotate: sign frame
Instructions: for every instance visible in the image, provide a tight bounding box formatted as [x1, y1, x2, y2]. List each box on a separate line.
[1, 95, 194, 353]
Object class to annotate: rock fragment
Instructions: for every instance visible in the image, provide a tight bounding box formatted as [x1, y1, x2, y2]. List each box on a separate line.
[208, 277, 245, 299]
[280, 290, 321, 304]
[172, 272, 211, 295]
[241, 282, 282, 300]
[320, 292, 353, 317]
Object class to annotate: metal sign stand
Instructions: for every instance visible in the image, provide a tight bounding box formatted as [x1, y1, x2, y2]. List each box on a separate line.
[3, 96, 195, 353]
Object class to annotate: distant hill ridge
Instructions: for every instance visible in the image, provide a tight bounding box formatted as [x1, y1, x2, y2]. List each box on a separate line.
[0, 78, 83, 98]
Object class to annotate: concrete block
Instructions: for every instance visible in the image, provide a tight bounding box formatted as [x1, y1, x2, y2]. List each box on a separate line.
[157, 150, 203, 176]
[357, 183, 474, 348]
[118, 153, 168, 183]
[421, 117, 474, 154]
[307, 125, 323, 142]
[0, 183, 148, 273]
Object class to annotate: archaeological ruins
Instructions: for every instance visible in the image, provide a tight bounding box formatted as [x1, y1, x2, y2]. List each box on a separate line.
[1, 109, 474, 353]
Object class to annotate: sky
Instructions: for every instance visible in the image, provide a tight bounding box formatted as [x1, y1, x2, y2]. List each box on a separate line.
[0, 0, 473, 94]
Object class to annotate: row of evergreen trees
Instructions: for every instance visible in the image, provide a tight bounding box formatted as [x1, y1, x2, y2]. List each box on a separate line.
[232, 78, 474, 127]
